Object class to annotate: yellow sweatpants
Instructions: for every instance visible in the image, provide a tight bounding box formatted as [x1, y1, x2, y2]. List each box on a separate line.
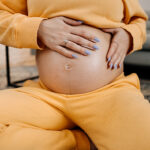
[0, 72, 150, 150]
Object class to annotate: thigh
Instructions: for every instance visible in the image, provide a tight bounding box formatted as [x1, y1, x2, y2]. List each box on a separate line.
[0, 88, 75, 130]
[0, 88, 91, 150]
[66, 85, 150, 150]
[0, 123, 78, 150]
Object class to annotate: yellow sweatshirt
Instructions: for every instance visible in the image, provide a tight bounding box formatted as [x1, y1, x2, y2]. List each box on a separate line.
[0, 0, 148, 55]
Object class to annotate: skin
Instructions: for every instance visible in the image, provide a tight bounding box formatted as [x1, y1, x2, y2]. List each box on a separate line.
[101, 27, 133, 69]
[37, 16, 98, 59]
[37, 16, 132, 149]
[37, 16, 132, 69]
[36, 24, 123, 94]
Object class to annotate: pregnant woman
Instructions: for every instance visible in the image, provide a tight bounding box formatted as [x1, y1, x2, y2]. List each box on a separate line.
[0, 0, 149, 150]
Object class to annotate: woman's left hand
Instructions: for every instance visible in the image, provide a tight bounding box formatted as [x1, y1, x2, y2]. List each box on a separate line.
[101, 27, 133, 70]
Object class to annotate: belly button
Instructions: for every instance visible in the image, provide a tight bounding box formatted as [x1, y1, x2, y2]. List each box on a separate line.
[64, 63, 72, 70]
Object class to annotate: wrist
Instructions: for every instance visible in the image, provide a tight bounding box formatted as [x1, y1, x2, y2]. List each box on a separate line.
[127, 32, 133, 54]
[37, 19, 47, 49]
[123, 29, 133, 55]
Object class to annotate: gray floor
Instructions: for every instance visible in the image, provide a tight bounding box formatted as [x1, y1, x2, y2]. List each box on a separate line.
[0, 66, 150, 101]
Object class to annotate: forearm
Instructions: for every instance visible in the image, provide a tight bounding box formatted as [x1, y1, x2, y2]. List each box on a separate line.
[0, 0, 45, 49]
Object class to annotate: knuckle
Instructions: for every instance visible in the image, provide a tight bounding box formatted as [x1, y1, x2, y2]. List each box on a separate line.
[62, 50, 71, 58]
[118, 57, 122, 63]
[68, 34, 74, 42]
[112, 58, 117, 64]
[119, 56, 123, 62]
[69, 42, 78, 51]
[123, 54, 126, 58]
[56, 46, 66, 55]
[83, 32, 88, 37]
[78, 47, 84, 52]
[61, 51, 67, 56]
[117, 52, 122, 57]
[89, 34, 95, 41]
[59, 32, 65, 38]
[68, 42, 74, 49]
[111, 60, 115, 64]
[83, 32, 89, 38]
[113, 41, 119, 47]
[71, 28, 77, 34]
[92, 35, 96, 40]
[121, 55, 125, 61]
[79, 47, 85, 54]
[72, 42, 77, 49]
[63, 25, 70, 31]
[120, 58, 123, 62]
[58, 50, 65, 56]
[111, 55, 116, 61]
[111, 45, 115, 50]
[67, 53, 73, 58]
[87, 32, 91, 38]
[81, 30, 86, 36]
[69, 26, 73, 31]
[57, 47, 64, 54]
[115, 52, 120, 58]
[80, 39, 86, 45]
[115, 60, 120, 65]
[75, 37, 82, 43]
[88, 42, 94, 48]
[110, 47, 116, 53]
[72, 28, 78, 34]
[115, 55, 119, 60]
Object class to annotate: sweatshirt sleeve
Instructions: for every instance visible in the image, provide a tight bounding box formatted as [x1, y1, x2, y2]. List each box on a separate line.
[121, 0, 149, 55]
[0, 0, 46, 50]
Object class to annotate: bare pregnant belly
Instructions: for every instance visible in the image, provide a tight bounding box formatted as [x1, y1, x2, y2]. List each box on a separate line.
[36, 24, 123, 94]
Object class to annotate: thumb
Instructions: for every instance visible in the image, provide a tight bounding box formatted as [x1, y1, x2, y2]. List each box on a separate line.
[101, 28, 116, 34]
[63, 17, 84, 26]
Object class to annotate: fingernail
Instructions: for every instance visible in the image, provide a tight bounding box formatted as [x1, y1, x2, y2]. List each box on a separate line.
[107, 57, 111, 62]
[72, 54, 78, 58]
[85, 50, 91, 55]
[114, 64, 118, 69]
[93, 45, 99, 50]
[77, 20, 84, 23]
[94, 37, 100, 43]
[110, 63, 113, 69]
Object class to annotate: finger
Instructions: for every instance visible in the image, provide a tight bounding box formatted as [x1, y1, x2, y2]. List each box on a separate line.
[60, 40, 91, 56]
[71, 28, 100, 43]
[62, 17, 84, 26]
[106, 40, 118, 63]
[108, 48, 118, 70]
[112, 51, 123, 70]
[54, 45, 78, 59]
[69, 33, 97, 51]
[101, 28, 116, 34]
[118, 54, 126, 69]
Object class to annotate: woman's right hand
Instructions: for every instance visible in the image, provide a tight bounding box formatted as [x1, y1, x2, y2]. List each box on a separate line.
[37, 16, 100, 58]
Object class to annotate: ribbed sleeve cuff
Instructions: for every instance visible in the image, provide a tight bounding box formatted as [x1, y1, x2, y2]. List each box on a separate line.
[17, 16, 46, 50]
[121, 24, 144, 55]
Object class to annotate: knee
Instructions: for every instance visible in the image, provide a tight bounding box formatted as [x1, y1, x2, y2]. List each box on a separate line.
[107, 86, 148, 112]
[112, 86, 144, 102]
